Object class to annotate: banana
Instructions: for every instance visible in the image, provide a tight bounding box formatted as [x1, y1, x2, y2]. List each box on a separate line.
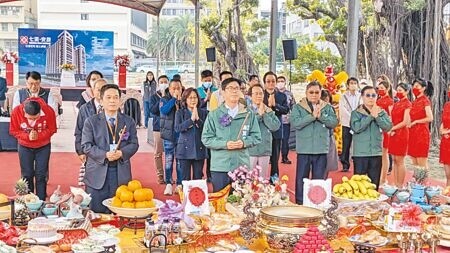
[342, 192, 349, 199]
[348, 180, 359, 191]
[342, 176, 349, 182]
[361, 175, 372, 182]
[342, 182, 352, 192]
[333, 184, 341, 194]
[357, 181, 367, 195]
[338, 185, 345, 194]
[208, 184, 231, 201]
[351, 175, 362, 181]
[368, 189, 380, 198]
[362, 181, 373, 190]
[347, 191, 353, 199]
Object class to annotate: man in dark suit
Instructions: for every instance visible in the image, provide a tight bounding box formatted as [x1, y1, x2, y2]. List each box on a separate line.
[0, 69, 6, 111]
[81, 84, 139, 213]
[74, 78, 107, 163]
[262, 72, 289, 178]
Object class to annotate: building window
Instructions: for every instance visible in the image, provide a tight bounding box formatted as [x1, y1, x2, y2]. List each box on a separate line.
[12, 23, 20, 31]
[1, 23, 7, 32]
[0, 6, 7, 15]
[81, 13, 89, 20]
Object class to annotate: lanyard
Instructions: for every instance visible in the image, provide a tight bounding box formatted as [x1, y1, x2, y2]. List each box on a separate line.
[107, 118, 118, 144]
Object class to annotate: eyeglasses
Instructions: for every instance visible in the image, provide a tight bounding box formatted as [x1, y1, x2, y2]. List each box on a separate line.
[308, 91, 320, 95]
[251, 92, 264, 96]
[365, 94, 377, 98]
[225, 86, 240, 92]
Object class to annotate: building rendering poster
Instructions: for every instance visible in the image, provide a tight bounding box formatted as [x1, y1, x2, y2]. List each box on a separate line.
[18, 28, 114, 86]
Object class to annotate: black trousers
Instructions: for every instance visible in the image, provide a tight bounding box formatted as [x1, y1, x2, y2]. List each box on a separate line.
[86, 166, 118, 214]
[340, 126, 353, 171]
[18, 143, 51, 200]
[281, 124, 291, 160]
[270, 138, 281, 177]
[205, 149, 211, 179]
[179, 159, 204, 181]
[211, 172, 231, 192]
[295, 154, 327, 205]
[353, 156, 382, 190]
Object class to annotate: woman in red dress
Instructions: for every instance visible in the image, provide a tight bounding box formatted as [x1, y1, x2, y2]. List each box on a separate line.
[408, 79, 434, 169]
[377, 80, 394, 185]
[440, 85, 450, 186]
[388, 83, 412, 187]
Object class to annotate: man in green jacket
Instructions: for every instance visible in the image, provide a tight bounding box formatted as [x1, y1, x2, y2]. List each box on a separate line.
[350, 86, 392, 189]
[202, 78, 262, 192]
[290, 81, 338, 204]
[248, 84, 281, 180]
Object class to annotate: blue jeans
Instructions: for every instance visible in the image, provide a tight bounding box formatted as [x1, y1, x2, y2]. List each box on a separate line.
[143, 101, 151, 128]
[295, 154, 327, 204]
[163, 140, 182, 185]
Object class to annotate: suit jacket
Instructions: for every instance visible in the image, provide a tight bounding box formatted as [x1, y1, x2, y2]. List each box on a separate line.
[81, 112, 139, 190]
[263, 90, 289, 139]
[74, 99, 98, 155]
[174, 107, 208, 160]
[0, 77, 6, 101]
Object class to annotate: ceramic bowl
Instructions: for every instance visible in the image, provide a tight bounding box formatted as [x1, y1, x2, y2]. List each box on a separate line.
[25, 200, 43, 211]
[396, 191, 410, 203]
[42, 206, 57, 216]
[425, 187, 441, 199]
[382, 185, 398, 197]
[61, 209, 69, 217]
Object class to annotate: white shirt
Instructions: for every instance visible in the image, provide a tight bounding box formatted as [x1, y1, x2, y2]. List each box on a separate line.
[94, 100, 101, 113]
[339, 91, 361, 127]
[225, 104, 239, 118]
[13, 89, 58, 113]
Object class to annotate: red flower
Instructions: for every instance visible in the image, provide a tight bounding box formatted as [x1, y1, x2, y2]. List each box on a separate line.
[401, 204, 422, 227]
[114, 55, 130, 66]
[1, 52, 19, 64]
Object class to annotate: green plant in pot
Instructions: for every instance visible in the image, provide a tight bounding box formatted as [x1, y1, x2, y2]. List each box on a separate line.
[411, 167, 428, 198]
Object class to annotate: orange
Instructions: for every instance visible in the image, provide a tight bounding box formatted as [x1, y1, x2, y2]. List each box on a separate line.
[144, 200, 155, 208]
[119, 190, 134, 202]
[135, 201, 146, 209]
[127, 180, 142, 192]
[133, 189, 147, 202]
[121, 201, 135, 208]
[142, 188, 154, 201]
[111, 197, 122, 207]
[115, 185, 129, 199]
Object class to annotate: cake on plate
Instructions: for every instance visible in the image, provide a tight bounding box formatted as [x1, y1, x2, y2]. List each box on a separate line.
[27, 223, 57, 238]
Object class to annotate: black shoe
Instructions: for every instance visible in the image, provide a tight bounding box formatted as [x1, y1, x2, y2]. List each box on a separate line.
[281, 159, 292, 164]
[341, 168, 349, 172]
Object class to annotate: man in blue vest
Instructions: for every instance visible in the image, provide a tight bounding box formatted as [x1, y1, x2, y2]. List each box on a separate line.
[13, 71, 57, 113]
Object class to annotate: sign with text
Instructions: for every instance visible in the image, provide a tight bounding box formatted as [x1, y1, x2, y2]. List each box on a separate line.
[18, 28, 114, 87]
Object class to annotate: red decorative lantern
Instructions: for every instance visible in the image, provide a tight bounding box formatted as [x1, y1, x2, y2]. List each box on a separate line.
[114, 55, 130, 89]
[2, 52, 19, 86]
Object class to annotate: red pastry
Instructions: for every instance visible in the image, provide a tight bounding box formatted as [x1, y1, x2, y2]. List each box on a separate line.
[440, 102, 450, 165]
[377, 96, 394, 148]
[407, 96, 431, 158]
[293, 226, 333, 253]
[388, 98, 412, 156]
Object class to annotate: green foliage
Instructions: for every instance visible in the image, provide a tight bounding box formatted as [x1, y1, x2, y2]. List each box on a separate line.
[404, 0, 426, 11]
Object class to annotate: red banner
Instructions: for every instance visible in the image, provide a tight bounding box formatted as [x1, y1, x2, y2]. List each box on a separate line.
[5, 62, 13, 86]
[118, 65, 126, 88]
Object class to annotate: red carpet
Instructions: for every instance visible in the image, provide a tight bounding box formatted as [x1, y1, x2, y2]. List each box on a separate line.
[0, 151, 442, 202]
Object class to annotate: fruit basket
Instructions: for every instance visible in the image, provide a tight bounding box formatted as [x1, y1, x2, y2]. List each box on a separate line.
[332, 193, 389, 204]
[102, 198, 163, 218]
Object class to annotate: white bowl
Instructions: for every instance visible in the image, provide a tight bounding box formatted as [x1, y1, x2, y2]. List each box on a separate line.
[102, 198, 162, 218]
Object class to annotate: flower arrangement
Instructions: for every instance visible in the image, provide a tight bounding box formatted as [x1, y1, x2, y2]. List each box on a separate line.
[60, 63, 76, 71]
[114, 54, 130, 67]
[227, 165, 289, 207]
[219, 113, 233, 127]
[401, 203, 422, 227]
[1, 51, 19, 64]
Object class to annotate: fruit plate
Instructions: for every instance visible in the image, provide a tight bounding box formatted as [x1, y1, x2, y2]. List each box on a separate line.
[332, 194, 389, 203]
[185, 224, 240, 235]
[23, 233, 64, 245]
[102, 198, 163, 218]
[348, 234, 389, 247]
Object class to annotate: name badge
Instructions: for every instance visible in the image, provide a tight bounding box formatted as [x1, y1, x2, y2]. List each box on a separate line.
[109, 144, 117, 152]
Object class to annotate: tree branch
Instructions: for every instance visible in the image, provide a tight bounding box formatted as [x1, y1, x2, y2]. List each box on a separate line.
[295, 0, 339, 20]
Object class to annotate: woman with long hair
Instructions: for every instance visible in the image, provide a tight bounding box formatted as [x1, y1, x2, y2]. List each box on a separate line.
[377, 80, 394, 185]
[440, 83, 450, 186]
[142, 71, 157, 128]
[388, 83, 412, 187]
[76, 70, 103, 109]
[174, 88, 208, 182]
[408, 78, 434, 169]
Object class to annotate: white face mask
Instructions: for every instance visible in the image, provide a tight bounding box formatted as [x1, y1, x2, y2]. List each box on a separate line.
[277, 82, 286, 90]
[202, 82, 212, 89]
[159, 83, 168, 91]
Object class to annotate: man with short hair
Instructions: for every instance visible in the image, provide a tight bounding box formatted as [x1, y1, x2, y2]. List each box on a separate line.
[339, 77, 361, 172]
[82, 84, 139, 213]
[209, 71, 233, 111]
[202, 78, 261, 192]
[196, 70, 217, 110]
[160, 79, 183, 195]
[248, 74, 260, 88]
[9, 98, 57, 200]
[13, 71, 57, 112]
[276, 76, 296, 164]
[74, 78, 107, 163]
[290, 81, 338, 204]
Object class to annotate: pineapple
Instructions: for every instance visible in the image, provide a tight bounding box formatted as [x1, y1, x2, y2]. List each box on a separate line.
[13, 178, 31, 226]
[413, 167, 428, 185]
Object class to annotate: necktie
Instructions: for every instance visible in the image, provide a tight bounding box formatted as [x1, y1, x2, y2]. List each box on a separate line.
[97, 105, 102, 113]
[109, 118, 116, 131]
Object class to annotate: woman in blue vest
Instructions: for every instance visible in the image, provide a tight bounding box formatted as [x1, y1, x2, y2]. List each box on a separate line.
[175, 88, 208, 181]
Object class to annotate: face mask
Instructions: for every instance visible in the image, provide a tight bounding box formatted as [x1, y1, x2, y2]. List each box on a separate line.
[277, 82, 285, 90]
[159, 83, 168, 91]
[377, 90, 386, 97]
[396, 93, 405, 100]
[202, 82, 212, 89]
[412, 87, 421, 97]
